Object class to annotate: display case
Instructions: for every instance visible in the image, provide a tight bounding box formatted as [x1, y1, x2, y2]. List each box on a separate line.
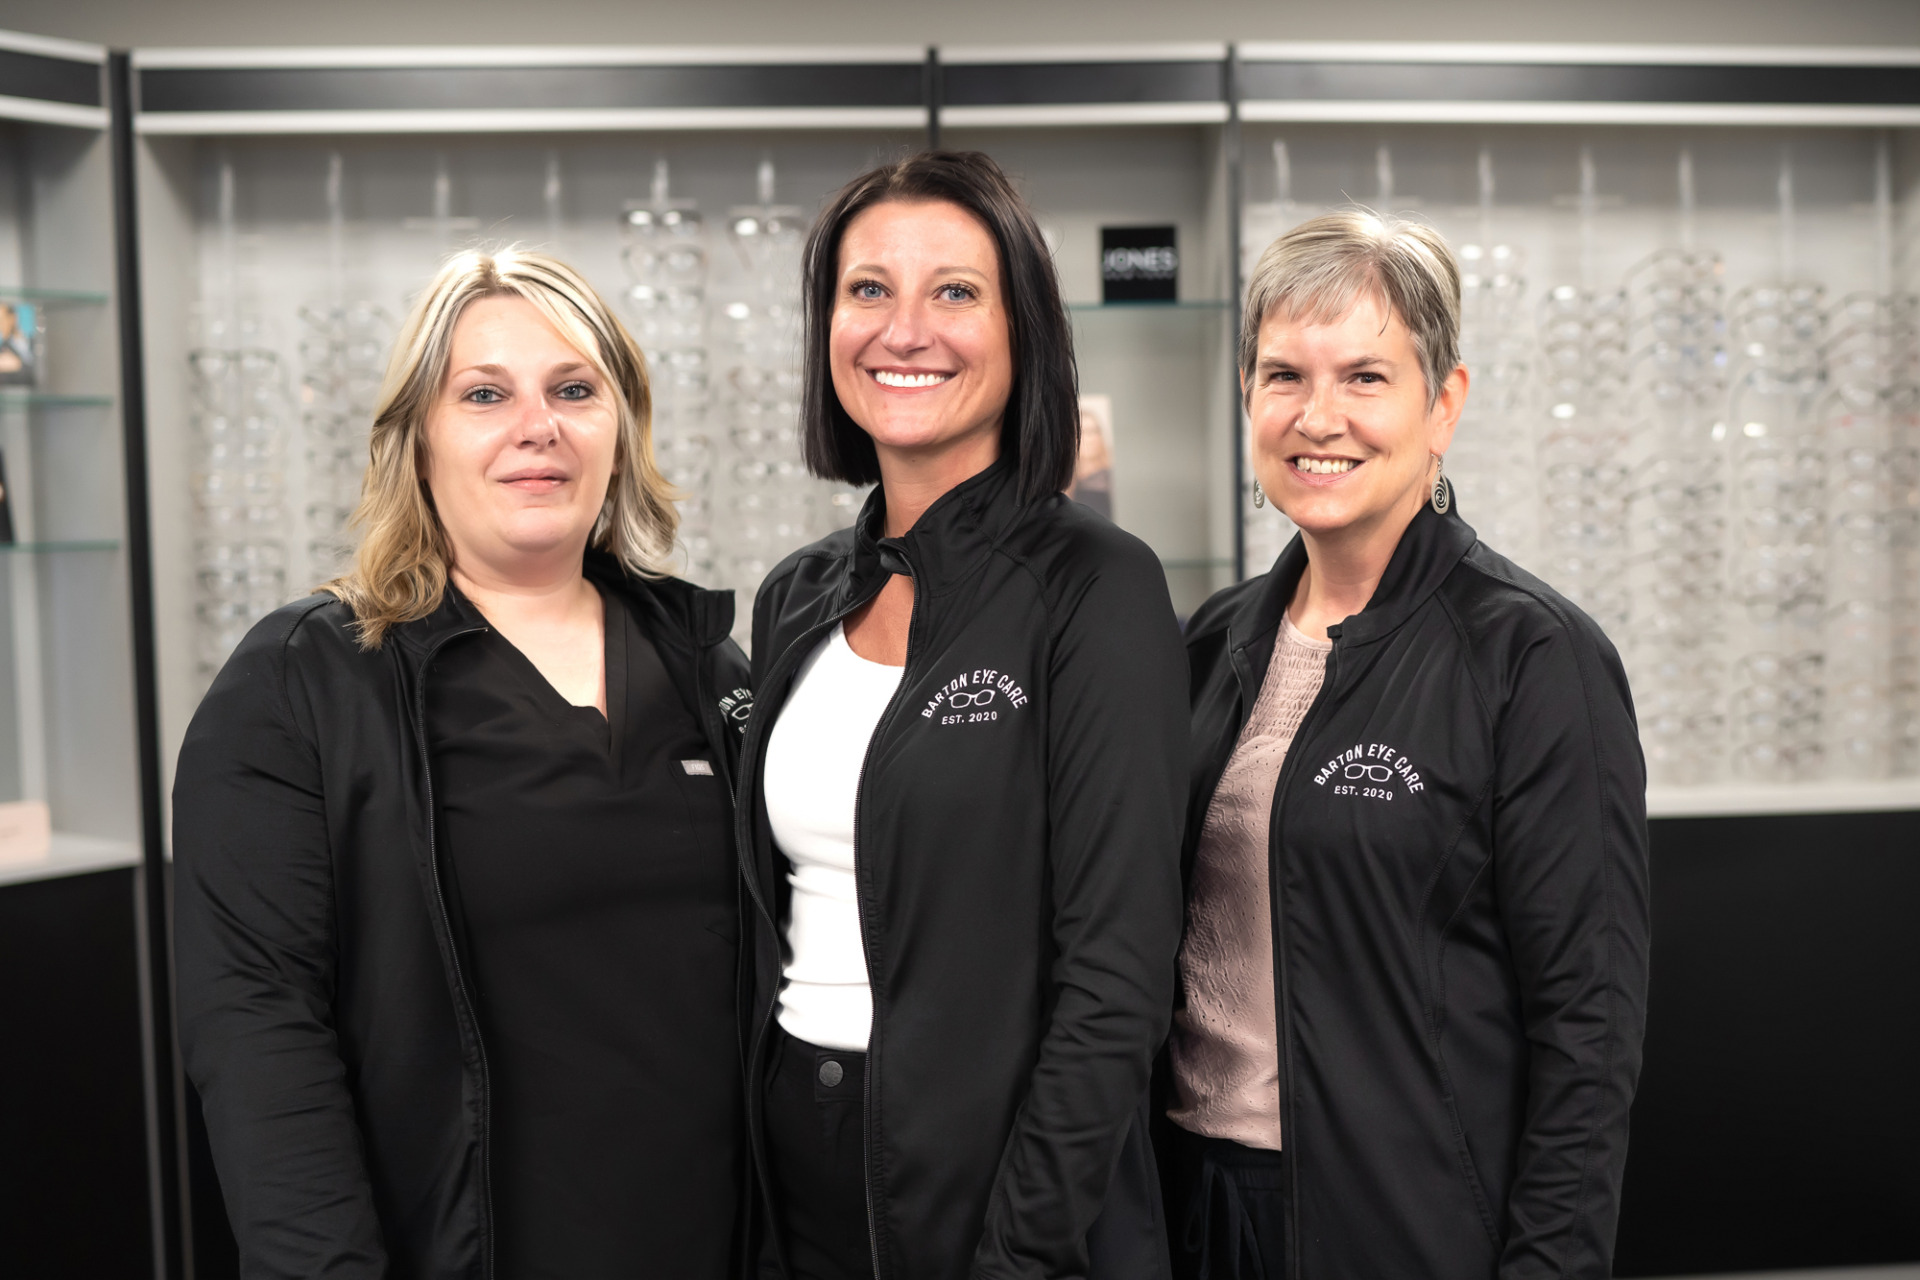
[0, 34, 143, 886]
[116, 40, 1920, 1279]
[0, 29, 168, 1280]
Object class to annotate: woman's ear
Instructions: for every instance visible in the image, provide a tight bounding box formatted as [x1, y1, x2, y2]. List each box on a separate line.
[1427, 363, 1469, 457]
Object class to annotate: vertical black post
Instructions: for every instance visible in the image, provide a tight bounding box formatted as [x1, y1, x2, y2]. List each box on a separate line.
[1225, 44, 1246, 582]
[107, 50, 184, 1280]
[925, 46, 942, 150]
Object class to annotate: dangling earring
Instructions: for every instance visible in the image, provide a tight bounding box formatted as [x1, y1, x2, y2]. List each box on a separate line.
[1429, 456, 1451, 515]
[1252, 478, 1266, 509]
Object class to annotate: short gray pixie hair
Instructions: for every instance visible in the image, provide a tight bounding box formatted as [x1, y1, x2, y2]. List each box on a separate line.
[1240, 209, 1462, 410]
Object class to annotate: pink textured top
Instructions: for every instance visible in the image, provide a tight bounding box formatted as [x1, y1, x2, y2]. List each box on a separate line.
[1168, 615, 1330, 1151]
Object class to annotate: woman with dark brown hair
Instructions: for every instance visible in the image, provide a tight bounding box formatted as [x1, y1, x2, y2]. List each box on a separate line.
[737, 151, 1188, 1280]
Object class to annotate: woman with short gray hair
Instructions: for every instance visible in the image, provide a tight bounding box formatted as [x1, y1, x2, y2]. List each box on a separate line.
[1162, 209, 1650, 1279]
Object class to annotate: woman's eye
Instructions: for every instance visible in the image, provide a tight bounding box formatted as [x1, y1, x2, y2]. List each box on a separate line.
[467, 386, 503, 404]
[940, 284, 975, 303]
[556, 382, 594, 400]
[851, 281, 884, 301]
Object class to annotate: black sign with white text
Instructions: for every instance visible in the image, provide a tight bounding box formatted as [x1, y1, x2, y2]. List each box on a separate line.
[1100, 225, 1178, 302]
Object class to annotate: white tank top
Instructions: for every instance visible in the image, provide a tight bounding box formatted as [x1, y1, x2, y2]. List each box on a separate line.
[762, 622, 902, 1051]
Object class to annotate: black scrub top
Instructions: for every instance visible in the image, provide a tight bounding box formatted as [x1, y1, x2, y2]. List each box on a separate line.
[427, 584, 739, 1279]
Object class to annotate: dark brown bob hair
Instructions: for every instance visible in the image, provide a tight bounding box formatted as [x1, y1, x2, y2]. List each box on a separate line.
[799, 150, 1078, 505]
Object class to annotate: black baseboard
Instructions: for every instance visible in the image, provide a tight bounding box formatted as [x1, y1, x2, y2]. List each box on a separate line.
[0, 868, 152, 1279]
[1615, 809, 1920, 1275]
[15, 813, 1915, 1279]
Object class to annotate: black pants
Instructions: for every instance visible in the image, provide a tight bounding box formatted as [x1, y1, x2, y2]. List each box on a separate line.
[1166, 1125, 1288, 1280]
[759, 1026, 873, 1280]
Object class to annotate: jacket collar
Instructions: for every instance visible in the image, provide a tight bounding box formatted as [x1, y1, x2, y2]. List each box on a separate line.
[1220, 502, 1480, 655]
[844, 454, 1025, 602]
[385, 548, 735, 662]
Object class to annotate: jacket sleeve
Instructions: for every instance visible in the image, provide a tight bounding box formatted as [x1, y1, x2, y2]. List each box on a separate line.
[973, 542, 1189, 1279]
[173, 615, 388, 1278]
[1490, 620, 1650, 1280]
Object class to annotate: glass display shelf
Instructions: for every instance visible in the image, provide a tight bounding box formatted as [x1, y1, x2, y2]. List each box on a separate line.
[0, 540, 119, 553]
[0, 832, 143, 889]
[0, 392, 115, 408]
[1646, 780, 1920, 820]
[0, 286, 110, 306]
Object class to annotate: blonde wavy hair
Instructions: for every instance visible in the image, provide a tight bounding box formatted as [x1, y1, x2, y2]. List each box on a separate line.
[324, 248, 678, 648]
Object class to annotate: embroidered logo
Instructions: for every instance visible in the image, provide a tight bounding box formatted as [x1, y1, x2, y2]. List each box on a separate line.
[921, 665, 1028, 726]
[718, 686, 753, 735]
[1311, 741, 1425, 801]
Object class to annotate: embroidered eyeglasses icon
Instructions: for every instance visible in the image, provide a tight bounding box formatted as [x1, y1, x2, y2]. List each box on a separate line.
[948, 689, 998, 709]
[1343, 763, 1393, 782]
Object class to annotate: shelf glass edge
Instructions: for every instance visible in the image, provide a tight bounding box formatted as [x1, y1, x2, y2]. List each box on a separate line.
[1646, 779, 1920, 819]
[0, 394, 116, 408]
[0, 287, 110, 306]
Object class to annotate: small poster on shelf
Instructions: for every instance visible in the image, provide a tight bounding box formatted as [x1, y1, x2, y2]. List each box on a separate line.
[0, 800, 51, 868]
[0, 302, 39, 387]
[1068, 394, 1115, 521]
[1100, 225, 1178, 303]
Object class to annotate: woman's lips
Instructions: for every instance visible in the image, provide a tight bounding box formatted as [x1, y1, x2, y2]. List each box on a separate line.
[867, 368, 954, 391]
[500, 472, 567, 493]
[1287, 456, 1363, 487]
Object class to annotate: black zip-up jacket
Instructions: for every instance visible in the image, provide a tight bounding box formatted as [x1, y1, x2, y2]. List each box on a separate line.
[1176, 504, 1649, 1279]
[173, 556, 750, 1280]
[739, 459, 1188, 1280]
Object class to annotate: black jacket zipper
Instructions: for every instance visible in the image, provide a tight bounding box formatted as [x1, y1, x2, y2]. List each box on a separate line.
[735, 569, 893, 1277]
[407, 623, 493, 1280]
[1258, 624, 1342, 1280]
[848, 545, 925, 1280]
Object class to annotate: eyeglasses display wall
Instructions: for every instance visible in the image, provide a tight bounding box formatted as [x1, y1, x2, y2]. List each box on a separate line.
[126, 44, 1920, 817]
[162, 138, 901, 687]
[1241, 124, 1920, 792]
[136, 128, 929, 793]
[144, 125, 1243, 679]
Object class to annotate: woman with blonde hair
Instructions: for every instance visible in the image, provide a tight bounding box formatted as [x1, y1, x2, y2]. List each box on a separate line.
[175, 248, 751, 1279]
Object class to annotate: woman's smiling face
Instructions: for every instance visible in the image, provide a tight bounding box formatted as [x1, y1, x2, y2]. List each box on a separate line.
[1246, 289, 1465, 546]
[828, 198, 1015, 467]
[422, 293, 620, 574]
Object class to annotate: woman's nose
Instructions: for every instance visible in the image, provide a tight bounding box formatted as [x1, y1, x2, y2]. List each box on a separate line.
[880, 296, 934, 354]
[515, 396, 560, 444]
[1296, 383, 1336, 438]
